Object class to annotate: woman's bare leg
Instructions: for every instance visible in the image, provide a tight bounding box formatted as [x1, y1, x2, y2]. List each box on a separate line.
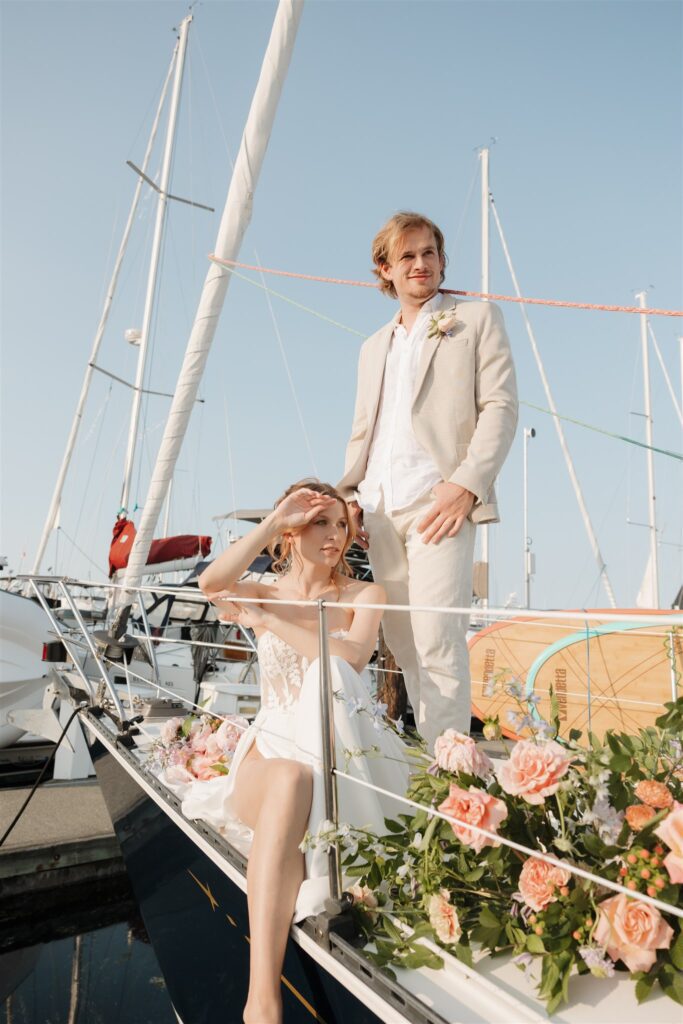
[232, 747, 313, 1024]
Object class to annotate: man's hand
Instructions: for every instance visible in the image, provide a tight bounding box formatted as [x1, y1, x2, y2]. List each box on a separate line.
[348, 500, 369, 550]
[417, 482, 476, 544]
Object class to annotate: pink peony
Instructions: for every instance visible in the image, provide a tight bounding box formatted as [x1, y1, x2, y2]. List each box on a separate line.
[188, 753, 220, 781]
[437, 784, 508, 854]
[161, 716, 183, 745]
[594, 893, 674, 973]
[654, 800, 683, 884]
[433, 730, 493, 779]
[518, 857, 571, 912]
[428, 890, 461, 945]
[496, 740, 572, 805]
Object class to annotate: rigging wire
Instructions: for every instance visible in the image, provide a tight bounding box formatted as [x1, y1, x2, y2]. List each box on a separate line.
[218, 262, 683, 463]
[222, 395, 239, 551]
[450, 156, 480, 263]
[648, 321, 683, 426]
[255, 250, 318, 476]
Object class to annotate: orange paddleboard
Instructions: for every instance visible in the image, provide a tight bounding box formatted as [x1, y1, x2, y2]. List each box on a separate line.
[469, 610, 682, 742]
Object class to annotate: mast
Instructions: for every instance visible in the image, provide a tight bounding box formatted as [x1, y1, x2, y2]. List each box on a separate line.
[636, 291, 659, 607]
[490, 193, 618, 607]
[119, 0, 304, 604]
[120, 14, 193, 513]
[478, 147, 490, 606]
[31, 40, 179, 576]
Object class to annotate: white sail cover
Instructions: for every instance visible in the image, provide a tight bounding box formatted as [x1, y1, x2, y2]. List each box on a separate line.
[120, 0, 304, 601]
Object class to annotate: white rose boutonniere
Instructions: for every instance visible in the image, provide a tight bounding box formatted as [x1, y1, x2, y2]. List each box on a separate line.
[427, 306, 459, 339]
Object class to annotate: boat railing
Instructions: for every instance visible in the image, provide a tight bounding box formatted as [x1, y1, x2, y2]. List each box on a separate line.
[18, 574, 683, 919]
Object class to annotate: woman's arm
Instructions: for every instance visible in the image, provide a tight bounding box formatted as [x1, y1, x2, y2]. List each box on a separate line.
[198, 488, 337, 597]
[236, 582, 386, 674]
[198, 512, 279, 598]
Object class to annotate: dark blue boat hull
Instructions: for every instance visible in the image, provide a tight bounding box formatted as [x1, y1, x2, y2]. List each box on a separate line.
[88, 728, 392, 1024]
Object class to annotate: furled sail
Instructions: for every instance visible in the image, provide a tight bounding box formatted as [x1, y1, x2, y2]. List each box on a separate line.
[118, 0, 303, 608]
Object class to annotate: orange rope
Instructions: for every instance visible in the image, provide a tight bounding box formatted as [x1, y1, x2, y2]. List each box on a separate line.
[209, 254, 683, 317]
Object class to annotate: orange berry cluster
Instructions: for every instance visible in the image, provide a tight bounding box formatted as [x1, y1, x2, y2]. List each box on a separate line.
[571, 916, 594, 943]
[617, 845, 667, 898]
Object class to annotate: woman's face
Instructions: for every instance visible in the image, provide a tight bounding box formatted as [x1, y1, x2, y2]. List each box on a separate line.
[290, 499, 349, 571]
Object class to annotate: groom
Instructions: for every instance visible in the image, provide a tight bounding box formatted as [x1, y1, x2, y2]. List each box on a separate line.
[338, 211, 518, 751]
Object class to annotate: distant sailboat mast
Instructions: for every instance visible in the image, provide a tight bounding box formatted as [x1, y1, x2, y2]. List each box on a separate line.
[120, 14, 193, 514]
[31, 32, 181, 577]
[118, 0, 304, 609]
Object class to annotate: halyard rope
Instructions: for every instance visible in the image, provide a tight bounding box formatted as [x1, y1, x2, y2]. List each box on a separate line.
[209, 255, 683, 317]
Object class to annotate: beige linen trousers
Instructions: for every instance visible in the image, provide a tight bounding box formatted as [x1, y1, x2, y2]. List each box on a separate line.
[338, 294, 518, 749]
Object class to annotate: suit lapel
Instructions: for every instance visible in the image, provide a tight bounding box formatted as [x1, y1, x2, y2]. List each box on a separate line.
[412, 293, 454, 403]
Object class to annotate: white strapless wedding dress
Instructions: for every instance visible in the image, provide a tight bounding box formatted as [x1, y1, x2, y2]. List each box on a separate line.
[178, 630, 410, 921]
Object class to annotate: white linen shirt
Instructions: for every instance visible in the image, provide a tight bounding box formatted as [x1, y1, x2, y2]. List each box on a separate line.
[357, 297, 443, 514]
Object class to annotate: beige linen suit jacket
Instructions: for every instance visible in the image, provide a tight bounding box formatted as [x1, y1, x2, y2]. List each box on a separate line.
[338, 293, 518, 524]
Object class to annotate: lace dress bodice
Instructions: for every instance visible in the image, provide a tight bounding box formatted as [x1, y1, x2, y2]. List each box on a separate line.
[257, 630, 347, 713]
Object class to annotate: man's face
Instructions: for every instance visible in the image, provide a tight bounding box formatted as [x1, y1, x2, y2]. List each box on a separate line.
[380, 225, 444, 306]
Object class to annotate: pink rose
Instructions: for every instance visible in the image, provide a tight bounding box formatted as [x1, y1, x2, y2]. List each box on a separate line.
[594, 894, 674, 973]
[497, 740, 572, 805]
[438, 784, 508, 854]
[518, 857, 571, 912]
[654, 800, 683, 884]
[428, 890, 461, 945]
[433, 729, 493, 779]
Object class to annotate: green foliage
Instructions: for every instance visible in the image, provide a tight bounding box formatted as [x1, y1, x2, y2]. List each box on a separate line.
[335, 696, 683, 1013]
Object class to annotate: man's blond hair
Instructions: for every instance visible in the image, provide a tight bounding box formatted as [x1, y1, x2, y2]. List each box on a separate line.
[371, 212, 447, 298]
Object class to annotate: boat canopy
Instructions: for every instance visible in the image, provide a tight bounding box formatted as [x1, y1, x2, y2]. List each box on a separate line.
[108, 517, 210, 578]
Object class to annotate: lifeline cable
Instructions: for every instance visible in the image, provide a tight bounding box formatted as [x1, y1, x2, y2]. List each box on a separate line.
[208, 255, 683, 318]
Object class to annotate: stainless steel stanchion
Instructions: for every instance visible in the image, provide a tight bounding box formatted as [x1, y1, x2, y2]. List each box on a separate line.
[318, 598, 342, 901]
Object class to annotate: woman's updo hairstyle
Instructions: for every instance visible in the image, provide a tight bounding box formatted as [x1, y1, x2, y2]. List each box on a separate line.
[268, 478, 356, 577]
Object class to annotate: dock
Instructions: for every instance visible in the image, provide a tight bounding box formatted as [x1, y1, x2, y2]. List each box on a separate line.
[0, 778, 123, 901]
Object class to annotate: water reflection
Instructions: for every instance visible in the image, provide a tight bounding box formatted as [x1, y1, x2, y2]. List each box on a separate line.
[1, 885, 176, 1024]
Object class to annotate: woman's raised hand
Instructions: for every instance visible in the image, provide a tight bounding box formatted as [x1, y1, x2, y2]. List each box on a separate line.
[272, 488, 336, 533]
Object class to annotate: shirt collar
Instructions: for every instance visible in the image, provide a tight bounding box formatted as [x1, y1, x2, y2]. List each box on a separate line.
[392, 291, 443, 329]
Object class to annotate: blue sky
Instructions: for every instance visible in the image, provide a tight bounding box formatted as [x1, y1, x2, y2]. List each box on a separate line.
[1, 0, 681, 609]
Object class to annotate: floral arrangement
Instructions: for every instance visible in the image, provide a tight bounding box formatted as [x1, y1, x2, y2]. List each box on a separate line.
[326, 692, 683, 1014]
[146, 711, 247, 784]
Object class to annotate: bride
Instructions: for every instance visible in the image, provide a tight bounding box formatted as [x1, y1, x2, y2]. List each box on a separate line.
[196, 479, 409, 1024]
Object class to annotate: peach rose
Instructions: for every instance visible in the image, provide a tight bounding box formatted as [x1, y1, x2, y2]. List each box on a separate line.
[594, 894, 673, 972]
[625, 803, 656, 831]
[654, 800, 683, 884]
[635, 780, 673, 809]
[438, 784, 508, 854]
[517, 857, 571, 912]
[433, 729, 493, 779]
[428, 890, 462, 945]
[496, 740, 572, 805]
